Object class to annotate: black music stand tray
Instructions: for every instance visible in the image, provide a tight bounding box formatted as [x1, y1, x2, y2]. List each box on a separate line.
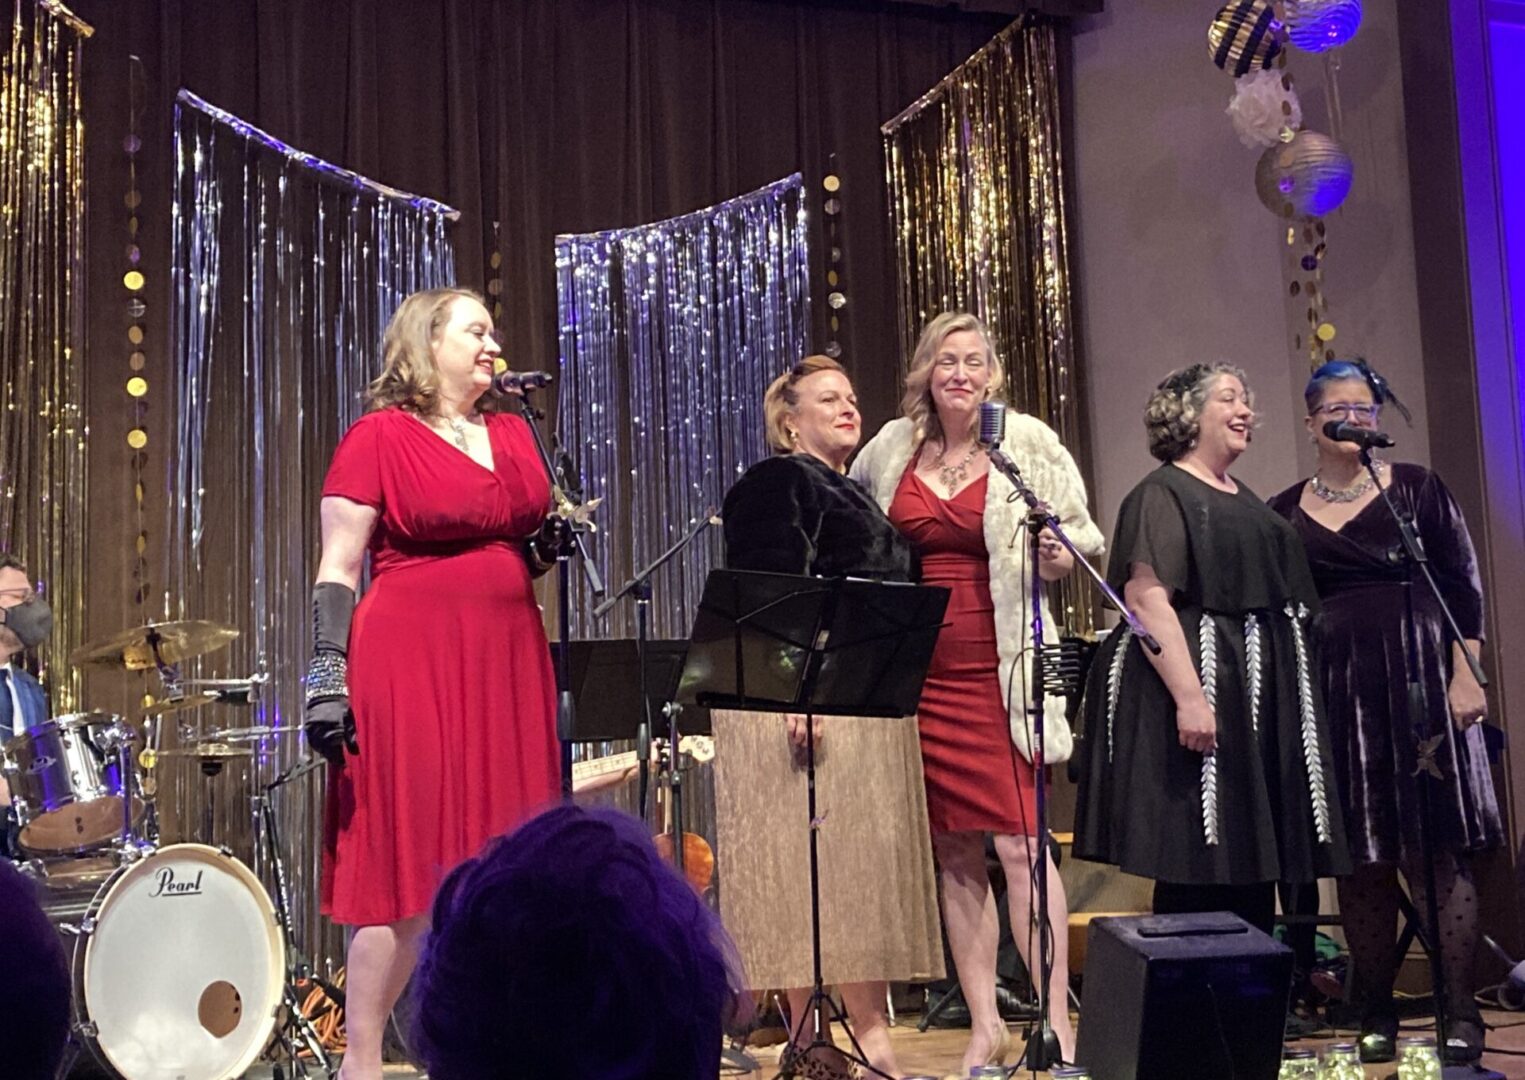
[677, 569, 949, 1080]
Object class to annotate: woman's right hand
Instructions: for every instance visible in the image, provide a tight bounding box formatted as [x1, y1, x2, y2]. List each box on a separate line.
[1176, 699, 1216, 754]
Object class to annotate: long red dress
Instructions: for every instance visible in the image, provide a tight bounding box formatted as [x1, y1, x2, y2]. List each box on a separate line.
[889, 467, 1037, 836]
[319, 407, 560, 925]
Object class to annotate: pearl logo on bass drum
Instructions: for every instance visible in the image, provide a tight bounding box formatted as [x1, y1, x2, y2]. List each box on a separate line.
[150, 866, 205, 897]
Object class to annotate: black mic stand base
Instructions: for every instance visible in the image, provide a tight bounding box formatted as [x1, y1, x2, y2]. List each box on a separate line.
[1022, 1023, 1062, 1072]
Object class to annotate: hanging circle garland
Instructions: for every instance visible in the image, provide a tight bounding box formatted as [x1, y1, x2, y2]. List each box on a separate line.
[1283, 0, 1363, 54]
[1207, 0, 1285, 76]
[1253, 130, 1354, 218]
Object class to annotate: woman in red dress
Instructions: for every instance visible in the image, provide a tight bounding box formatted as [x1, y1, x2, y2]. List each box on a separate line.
[303, 287, 561, 1080]
[853, 313, 1103, 1071]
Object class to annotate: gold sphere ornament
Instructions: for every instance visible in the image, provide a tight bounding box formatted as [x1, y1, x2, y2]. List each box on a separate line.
[1208, 0, 1284, 77]
[1254, 130, 1354, 218]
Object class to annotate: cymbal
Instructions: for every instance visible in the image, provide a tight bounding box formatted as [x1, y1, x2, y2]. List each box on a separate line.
[209, 725, 301, 742]
[155, 742, 253, 762]
[142, 692, 222, 717]
[71, 620, 240, 670]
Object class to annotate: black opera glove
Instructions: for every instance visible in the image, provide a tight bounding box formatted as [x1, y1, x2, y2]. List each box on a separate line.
[304, 582, 359, 765]
[526, 513, 574, 574]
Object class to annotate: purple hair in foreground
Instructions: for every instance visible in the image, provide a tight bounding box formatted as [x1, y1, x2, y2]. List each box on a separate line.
[0, 860, 71, 1076]
[414, 804, 741, 1080]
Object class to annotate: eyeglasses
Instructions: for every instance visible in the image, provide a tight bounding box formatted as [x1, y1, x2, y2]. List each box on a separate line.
[1315, 403, 1382, 423]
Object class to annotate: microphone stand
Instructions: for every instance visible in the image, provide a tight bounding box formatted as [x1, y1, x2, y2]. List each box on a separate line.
[1358, 447, 1501, 1079]
[593, 510, 719, 845]
[982, 434, 1160, 1072]
[512, 387, 606, 797]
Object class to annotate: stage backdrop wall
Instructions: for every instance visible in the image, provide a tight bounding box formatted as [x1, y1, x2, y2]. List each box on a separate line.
[70, 0, 1013, 719]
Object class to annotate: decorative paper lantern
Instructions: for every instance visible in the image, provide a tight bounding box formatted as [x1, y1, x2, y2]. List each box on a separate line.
[1284, 0, 1362, 53]
[1254, 131, 1354, 218]
[1208, 0, 1284, 77]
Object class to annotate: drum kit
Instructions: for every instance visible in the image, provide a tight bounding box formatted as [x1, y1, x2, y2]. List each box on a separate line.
[1, 619, 334, 1080]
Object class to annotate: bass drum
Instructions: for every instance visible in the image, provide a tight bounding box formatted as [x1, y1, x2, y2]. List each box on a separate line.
[68, 844, 284, 1079]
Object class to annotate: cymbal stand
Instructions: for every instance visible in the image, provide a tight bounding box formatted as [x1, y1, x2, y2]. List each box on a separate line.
[259, 754, 334, 1078]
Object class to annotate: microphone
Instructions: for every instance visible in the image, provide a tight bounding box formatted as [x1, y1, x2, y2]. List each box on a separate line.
[978, 400, 1006, 448]
[493, 369, 553, 394]
[1323, 420, 1395, 449]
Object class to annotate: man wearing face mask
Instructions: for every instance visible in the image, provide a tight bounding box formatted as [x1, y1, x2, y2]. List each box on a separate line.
[1, 555, 53, 855]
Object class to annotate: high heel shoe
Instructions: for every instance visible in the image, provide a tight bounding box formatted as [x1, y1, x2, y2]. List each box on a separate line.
[1441, 1010, 1487, 1065]
[944, 1023, 1011, 1079]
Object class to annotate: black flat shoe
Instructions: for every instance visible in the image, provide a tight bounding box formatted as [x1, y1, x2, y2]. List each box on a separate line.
[1358, 1013, 1398, 1064]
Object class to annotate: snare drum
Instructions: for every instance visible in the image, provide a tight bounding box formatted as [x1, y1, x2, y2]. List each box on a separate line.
[3, 713, 142, 855]
[62, 844, 285, 1079]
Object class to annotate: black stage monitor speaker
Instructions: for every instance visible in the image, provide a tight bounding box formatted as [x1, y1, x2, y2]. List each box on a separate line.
[1075, 912, 1293, 1080]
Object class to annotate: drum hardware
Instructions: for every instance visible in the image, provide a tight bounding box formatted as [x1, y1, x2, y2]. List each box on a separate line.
[255, 754, 335, 1077]
[146, 672, 269, 716]
[207, 723, 301, 743]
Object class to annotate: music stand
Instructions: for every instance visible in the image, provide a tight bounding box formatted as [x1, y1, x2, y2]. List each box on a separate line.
[678, 569, 949, 1080]
[549, 639, 712, 742]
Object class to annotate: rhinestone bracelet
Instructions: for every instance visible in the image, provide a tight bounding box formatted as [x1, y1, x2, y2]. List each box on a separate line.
[304, 650, 348, 705]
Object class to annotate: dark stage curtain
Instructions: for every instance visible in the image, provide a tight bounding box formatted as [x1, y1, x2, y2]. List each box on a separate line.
[71, 0, 1014, 688]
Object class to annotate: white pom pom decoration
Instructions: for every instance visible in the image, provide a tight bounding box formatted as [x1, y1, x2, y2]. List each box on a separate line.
[1226, 69, 1303, 149]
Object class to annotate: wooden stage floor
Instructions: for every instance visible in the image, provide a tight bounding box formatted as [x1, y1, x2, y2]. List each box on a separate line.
[285, 1005, 1525, 1078]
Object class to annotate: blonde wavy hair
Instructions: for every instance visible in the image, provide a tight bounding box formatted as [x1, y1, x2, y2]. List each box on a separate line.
[901, 312, 1006, 446]
[763, 355, 848, 454]
[364, 287, 503, 415]
[1144, 362, 1256, 462]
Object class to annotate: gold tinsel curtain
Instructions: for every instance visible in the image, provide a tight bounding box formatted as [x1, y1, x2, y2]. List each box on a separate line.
[882, 17, 1093, 632]
[0, 0, 90, 706]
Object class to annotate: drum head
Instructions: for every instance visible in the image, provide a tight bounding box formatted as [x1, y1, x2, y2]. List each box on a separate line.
[81, 844, 284, 1080]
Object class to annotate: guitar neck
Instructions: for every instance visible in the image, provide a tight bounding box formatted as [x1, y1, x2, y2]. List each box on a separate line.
[571, 750, 638, 783]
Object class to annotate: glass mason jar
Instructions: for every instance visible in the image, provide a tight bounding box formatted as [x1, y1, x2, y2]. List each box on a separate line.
[1397, 1035, 1442, 1080]
[1278, 1048, 1318, 1080]
[1320, 1042, 1364, 1080]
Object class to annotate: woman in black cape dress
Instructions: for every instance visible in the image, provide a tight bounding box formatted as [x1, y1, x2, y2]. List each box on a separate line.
[1073, 363, 1349, 932]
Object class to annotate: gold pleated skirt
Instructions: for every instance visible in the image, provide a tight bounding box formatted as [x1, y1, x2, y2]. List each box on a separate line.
[712, 709, 945, 990]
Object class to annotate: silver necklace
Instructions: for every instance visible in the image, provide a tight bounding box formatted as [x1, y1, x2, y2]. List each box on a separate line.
[1311, 460, 1384, 503]
[443, 415, 470, 453]
[934, 439, 977, 495]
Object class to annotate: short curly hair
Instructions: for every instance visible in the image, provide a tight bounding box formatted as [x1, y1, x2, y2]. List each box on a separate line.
[1144, 362, 1255, 462]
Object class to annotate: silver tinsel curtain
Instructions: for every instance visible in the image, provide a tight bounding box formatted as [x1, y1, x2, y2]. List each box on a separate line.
[882, 20, 1094, 632]
[167, 89, 456, 971]
[555, 175, 812, 640]
[0, 0, 90, 707]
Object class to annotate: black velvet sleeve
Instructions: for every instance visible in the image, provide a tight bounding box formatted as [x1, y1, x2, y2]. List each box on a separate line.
[1414, 467, 1486, 641]
[721, 457, 820, 575]
[1104, 472, 1191, 601]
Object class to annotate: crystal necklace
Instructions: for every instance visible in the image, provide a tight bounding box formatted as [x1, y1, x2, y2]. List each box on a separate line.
[442, 415, 470, 453]
[1311, 460, 1385, 503]
[934, 438, 978, 495]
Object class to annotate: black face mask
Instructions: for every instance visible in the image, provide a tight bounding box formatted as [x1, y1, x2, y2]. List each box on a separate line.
[2, 596, 53, 648]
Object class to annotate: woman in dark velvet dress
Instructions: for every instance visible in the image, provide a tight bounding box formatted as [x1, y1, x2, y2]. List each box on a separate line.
[713, 355, 943, 1080]
[1269, 360, 1501, 1065]
[1074, 363, 1349, 933]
